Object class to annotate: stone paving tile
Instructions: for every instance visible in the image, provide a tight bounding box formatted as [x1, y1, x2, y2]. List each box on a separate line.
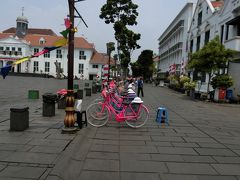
[183, 137, 218, 143]
[160, 174, 198, 180]
[90, 144, 119, 153]
[27, 138, 70, 148]
[83, 159, 119, 171]
[0, 151, 13, 161]
[0, 164, 6, 172]
[120, 152, 151, 161]
[197, 175, 238, 180]
[194, 148, 238, 156]
[0, 166, 46, 179]
[156, 147, 197, 155]
[213, 156, 240, 164]
[197, 142, 226, 148]
[120, 160, 168, 173]
[171, 142, 199, 148]
[92, 139, 119, 145]
[2, 151, 58, 164]
[211, 164, 240, 175]
[167, 162, 218, 175]
[119, 140, 146, 146]
[0, 137, 32, 145]
[151, 136, 185, 142]
[119, 135, 151, 141]
[87, 152, 119, 160]
[80, 171, 119, 180]
[120, 172, 160, 180]
[150, 154, 184, 162]
[181, 155, 217, 163]
[120, 145, 158, 153]
[29, 146, 64, 154]
[145, 141, 172, 147]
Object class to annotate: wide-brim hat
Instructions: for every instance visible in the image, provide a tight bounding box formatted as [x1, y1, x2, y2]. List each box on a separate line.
[131, 97, 143, 103]
[128, 89, 135, 94]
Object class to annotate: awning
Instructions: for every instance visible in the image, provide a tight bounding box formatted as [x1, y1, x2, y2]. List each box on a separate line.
[226, 16, 240, 25]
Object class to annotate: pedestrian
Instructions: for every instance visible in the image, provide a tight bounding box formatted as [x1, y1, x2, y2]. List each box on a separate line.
[137, 77, 144, 97]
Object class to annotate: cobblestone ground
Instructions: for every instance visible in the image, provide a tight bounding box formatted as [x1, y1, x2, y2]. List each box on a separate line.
[0, 76, 240, 180]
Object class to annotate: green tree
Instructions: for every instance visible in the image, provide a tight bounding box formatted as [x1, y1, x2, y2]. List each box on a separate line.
[187, 36, 235, 94]
[99, 0, 141, 77]
[131, 50, 153, 79]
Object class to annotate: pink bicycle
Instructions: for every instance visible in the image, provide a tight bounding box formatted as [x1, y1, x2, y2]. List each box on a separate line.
[86, 88, 149, 128]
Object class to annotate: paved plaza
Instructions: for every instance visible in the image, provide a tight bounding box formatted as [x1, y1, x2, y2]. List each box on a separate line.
[0, 76, 240, 180]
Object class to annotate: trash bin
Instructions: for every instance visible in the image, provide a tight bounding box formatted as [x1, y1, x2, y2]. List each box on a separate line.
[10, 107, 29, 131]
[42, 93, 57, 116]
[226, 89, 233, 99]
[28, 90, 39, 99]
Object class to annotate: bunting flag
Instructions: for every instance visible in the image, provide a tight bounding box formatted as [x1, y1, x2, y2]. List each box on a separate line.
[64, 18, 71, 29]
[0, 18, 71, 79]
[60, 29, 70, 39]
[54, 38, 68, 47]
[31, 49, 49, 57]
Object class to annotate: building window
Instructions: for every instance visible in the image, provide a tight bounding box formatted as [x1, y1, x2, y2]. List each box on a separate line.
[190, 39, 194, 53]
[78, 64, 84, 74]
[225, 25, 229, 41]
[198, 11, 202, 26]
[33, 61, 39, 72]
[17, 47, 22, 55]
[220, 25, 224, 44]
[79, 51, 86, 60]
[205, 30, 210, 45]
[45, 62, 50, 72]
[44, 51, 50, 58]
[34, 48, 39, 55]
[56, 49, 62, 58]
[92, 64, 98, 68]
[196, 35, 201, 51]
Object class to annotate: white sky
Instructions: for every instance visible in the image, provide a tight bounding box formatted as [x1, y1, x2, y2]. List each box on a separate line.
[0, 0, 197, 60]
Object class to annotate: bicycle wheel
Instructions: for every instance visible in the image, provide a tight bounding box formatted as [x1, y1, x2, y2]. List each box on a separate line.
[86, 102, 109, 127]
[125, 104, 149, 128]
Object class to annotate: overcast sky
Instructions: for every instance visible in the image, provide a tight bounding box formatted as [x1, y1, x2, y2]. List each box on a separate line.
[0, 0, 197, 60]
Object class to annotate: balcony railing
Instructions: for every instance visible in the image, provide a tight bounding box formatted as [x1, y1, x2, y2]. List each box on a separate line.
[224, 36, 240, 51]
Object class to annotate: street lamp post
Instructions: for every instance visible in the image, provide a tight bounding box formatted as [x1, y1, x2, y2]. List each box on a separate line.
[106, 42, 115, 82]
[63, 0, 76, 133]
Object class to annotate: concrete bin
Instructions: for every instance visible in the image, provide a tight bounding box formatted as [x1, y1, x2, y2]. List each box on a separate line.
[10, 107, 29, 131]
[42, 93, 57, 116]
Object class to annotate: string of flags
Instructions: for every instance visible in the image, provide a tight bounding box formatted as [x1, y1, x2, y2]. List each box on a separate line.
[0, 18, 73, 79]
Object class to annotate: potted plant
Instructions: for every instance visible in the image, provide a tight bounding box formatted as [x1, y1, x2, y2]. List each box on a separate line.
[184, 81, 196, 97]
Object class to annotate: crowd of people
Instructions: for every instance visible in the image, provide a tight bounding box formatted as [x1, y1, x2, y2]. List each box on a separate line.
[105, 76, 144, 98]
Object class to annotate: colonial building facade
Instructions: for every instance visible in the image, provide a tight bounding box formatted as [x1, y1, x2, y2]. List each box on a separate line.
[158, 3, 195, 79]
[0, 14, 112, 80]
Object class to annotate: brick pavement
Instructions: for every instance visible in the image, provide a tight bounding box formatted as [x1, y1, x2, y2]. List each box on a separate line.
[0, 76, 240, 180]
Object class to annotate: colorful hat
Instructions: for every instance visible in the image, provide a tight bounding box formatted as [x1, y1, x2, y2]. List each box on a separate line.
[128, 89, 135, 94]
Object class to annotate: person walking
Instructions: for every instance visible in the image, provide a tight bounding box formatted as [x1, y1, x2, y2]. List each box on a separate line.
[137, 77, 144, 97]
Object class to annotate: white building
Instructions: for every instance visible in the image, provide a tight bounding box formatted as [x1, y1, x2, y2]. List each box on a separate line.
[218, 0, 240, 99]
[187, 0, 224, 93]
[158, 3, 195, 79]
[0, 14, 113, 80]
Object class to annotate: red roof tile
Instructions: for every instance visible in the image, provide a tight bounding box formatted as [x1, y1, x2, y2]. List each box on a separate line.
[90, 50, 114, 65]
[3, 27, 57, 36]
[0, 32, 94, 49]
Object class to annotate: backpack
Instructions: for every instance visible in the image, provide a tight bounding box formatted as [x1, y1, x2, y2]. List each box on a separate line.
[138, 80, 143, 88]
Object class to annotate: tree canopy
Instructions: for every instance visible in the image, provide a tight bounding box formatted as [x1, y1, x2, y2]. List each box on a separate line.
[99, 0, 141, 76]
